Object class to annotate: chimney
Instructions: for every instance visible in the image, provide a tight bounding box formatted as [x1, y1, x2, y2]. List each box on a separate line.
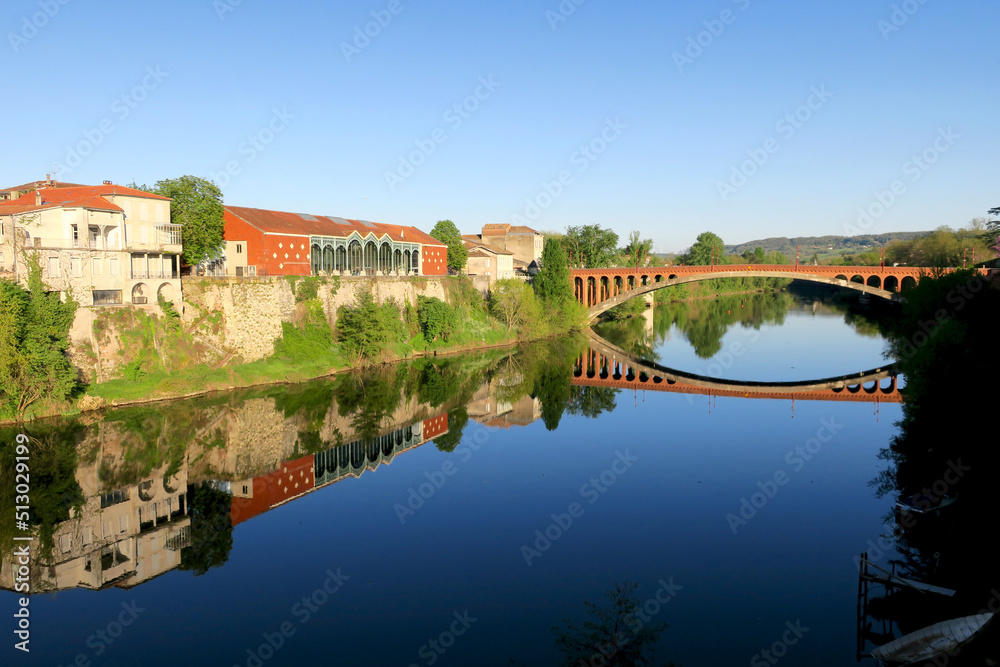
[45, 173, 52, 186]
[103, 180, 112, 185]
[35, 189, 41, 205]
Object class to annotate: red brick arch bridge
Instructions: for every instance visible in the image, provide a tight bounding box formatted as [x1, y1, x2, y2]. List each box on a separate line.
[571, 264, 986, 322]
[576, 332, 902, 404]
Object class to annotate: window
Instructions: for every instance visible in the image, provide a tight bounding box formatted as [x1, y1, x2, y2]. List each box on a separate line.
[93, 290, 123, 305]
[71, 257, 82, 277]
[48, 257, 60, 277]
[101, 489, 130, 508]
[236, 244, 243, 254]
[109, 258, 119, 275]
[140, 225, 149, 243]
[92, 257, 102, 275]
[72, 225, 79, 247]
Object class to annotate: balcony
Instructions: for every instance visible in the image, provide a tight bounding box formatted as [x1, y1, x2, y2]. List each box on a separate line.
[130, 270, 179, 280]
[30, 237, 116, 250]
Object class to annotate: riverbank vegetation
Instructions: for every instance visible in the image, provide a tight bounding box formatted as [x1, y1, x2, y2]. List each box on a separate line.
[0, 253, 79, 422]
[872, 268, 999, 612]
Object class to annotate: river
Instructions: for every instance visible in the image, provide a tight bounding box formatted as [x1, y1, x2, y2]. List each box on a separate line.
[0, 289, 909, 666]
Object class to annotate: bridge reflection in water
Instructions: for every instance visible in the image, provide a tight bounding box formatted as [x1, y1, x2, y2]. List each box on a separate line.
[576, 332, 901, 403]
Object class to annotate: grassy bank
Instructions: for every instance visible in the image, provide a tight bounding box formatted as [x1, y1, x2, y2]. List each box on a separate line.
[2, 275, 586, 423]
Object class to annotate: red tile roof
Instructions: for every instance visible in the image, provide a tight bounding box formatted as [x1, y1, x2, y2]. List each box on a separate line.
[225, 205, 446, 247]
[0, 192, 123, 215]
[37, 184, 171, 201]
[0, 183, 170, 212]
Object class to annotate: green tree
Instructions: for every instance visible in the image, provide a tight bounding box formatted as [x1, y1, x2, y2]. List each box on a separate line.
[621, 231, 654, 267]
[533, 238, 574, 307]
[563, 224, 620, 268]
[430, 220, 468, 273]
[741, 247, 766, 264]
[144, 176, 224, 266]
[434, 406, 469, 452]
[489, 279, 542, 335]
[682, 232, 725, 265]
[336, 290, 406, 361]
[0, 253, 79, 420]
[416, 296, 458, 342]
[181, 483, 234, 576]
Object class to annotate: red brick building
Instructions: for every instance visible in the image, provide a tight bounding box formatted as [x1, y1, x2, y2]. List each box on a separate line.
[223, 205, 447, 277]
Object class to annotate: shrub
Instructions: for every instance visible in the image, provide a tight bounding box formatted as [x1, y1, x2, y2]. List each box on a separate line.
[417, 296, 458, 342]
[336, 290, 406, 361]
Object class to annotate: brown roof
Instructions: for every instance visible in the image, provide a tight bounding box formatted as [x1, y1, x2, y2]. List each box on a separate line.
[463, 239, 513, 255]
[1, 179, 88, 193]
[481, 223, 540, 236]
[224, 206, 445, 247]
[0, 192, 124, 215]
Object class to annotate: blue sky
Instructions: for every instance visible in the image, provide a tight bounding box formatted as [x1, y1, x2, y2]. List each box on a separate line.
[3, 0, 997, 252]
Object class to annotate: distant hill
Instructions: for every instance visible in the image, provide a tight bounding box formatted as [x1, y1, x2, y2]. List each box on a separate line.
[725, 232, 929, 260]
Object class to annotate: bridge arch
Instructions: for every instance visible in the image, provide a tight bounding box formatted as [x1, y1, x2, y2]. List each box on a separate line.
[579, 270, 901, 321]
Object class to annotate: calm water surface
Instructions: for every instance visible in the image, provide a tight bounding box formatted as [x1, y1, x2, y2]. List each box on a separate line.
[1, 292, 903, 666]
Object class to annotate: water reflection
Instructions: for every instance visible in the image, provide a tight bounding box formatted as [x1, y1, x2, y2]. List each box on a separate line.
[0, 296, 918, 665]
[0, 329, 902, 598]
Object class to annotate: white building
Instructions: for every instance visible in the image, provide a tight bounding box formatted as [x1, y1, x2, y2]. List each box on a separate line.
[0, 180, 182, 307]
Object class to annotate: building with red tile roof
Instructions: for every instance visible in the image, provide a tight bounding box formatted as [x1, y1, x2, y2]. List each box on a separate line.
[223, 205, 448, 276]
[0, 179, 182, 307]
